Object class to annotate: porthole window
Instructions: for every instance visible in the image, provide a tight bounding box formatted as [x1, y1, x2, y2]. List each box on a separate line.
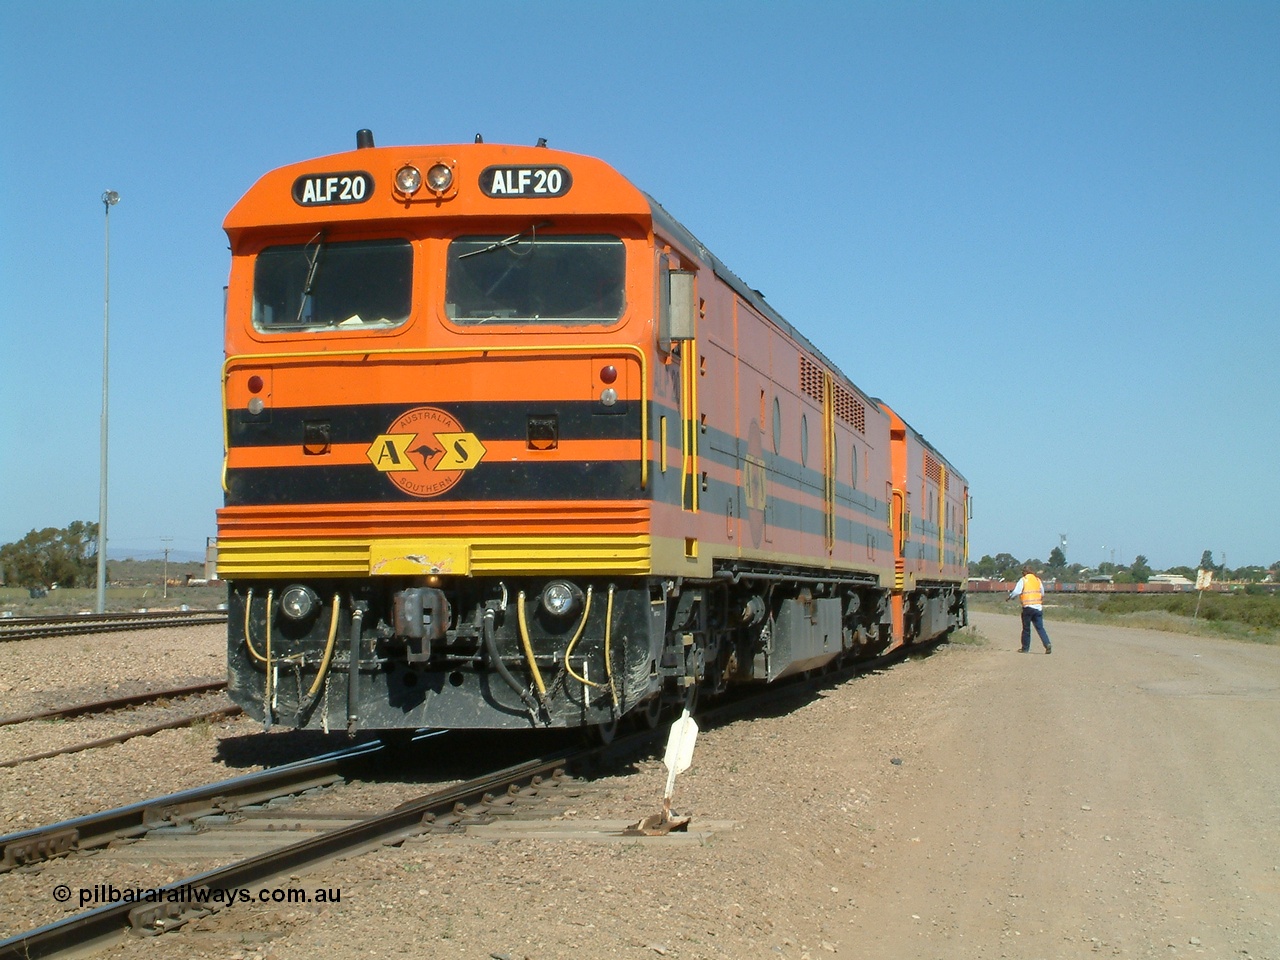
[771, 397, 781, 454]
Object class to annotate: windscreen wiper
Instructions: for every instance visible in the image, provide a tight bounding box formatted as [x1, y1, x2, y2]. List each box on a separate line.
[457, 221, 552, 259]
[294, 230, 325, 325]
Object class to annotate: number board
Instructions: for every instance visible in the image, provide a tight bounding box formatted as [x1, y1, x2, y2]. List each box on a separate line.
[479, 165, 572, 199]
[292, 171, 374, 206]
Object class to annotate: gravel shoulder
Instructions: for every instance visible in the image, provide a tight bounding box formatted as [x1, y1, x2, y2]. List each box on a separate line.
[4, 612, 1278, 959]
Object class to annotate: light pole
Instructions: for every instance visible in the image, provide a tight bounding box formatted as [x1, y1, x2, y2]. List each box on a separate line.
[96, 190, 119, 614]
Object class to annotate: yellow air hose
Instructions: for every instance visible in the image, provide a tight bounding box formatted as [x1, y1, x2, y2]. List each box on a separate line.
[562, 586, 601, 689]
[603, 584, 619, 710]
[305, 592, 342, 698]
[516, 591, 549, 708]
[242, 587, 266, 663]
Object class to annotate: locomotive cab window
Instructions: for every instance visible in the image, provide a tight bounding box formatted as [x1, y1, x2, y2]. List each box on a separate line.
[445, 233, 625, 325]
[252, 237, 412, 332]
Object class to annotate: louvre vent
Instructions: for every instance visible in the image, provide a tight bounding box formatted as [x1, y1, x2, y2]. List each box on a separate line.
[799, 356, 865, 434]
[800, 356, 824, 403]
[833, 384, 865, 434]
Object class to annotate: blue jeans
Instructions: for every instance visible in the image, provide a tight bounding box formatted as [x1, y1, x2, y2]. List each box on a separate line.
[1021, 607, 1051, 651]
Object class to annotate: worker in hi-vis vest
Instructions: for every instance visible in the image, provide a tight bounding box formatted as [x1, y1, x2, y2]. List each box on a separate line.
[1007, 565, 1052, 654]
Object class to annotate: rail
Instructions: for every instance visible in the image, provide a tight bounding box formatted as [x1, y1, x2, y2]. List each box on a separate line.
[0, 746, 576, 959]
[0, 609, 227, 641]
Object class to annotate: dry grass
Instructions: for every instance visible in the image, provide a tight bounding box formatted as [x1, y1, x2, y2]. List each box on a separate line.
[967, 593, 1279, 645]
[0, 584, 225, 617]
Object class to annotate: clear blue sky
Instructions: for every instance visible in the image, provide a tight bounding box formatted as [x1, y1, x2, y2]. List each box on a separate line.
[1, 1, 1276, 570]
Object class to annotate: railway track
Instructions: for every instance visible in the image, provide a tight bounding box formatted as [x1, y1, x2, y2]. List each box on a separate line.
[0, 737, 583, 959]
[0, 681, 238, 769]
[0, 609, 228, 642]
[0, 681, 228, 728]
[0, 636, 944, 958]
[0, 738, 386, 875]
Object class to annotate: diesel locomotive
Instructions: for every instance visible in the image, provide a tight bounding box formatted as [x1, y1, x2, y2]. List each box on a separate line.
[218, 131, 969, 736]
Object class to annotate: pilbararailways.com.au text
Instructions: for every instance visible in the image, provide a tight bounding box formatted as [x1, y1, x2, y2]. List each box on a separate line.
[54, 883, 341, 908]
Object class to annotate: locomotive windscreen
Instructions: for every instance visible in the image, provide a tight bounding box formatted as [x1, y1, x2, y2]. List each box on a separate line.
[445, 233, 625, 325]
[252, 237, 413, 331]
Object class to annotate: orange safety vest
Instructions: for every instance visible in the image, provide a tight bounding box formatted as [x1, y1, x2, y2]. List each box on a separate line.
[1020, 573, 1044, 607]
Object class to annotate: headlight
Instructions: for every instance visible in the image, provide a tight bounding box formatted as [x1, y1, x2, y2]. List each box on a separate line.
[426, 163, 453, 192]
[395, 165, 422, 196]
[280, 584, 318, 621]
[540, 580, 582, 618]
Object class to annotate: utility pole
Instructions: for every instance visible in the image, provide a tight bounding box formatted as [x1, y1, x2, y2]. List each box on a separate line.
[161, 538, 173, 600]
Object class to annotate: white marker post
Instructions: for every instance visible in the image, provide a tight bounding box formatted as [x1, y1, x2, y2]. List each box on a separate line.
[626, 703, 698, 835]
[661, 706, 698, 822]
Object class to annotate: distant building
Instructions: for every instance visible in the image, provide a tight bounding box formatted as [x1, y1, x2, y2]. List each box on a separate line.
[1150, 574, 1194, 588]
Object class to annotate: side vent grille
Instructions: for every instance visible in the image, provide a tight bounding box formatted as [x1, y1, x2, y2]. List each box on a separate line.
[833, 384, 865, 434]
[800, 356, 824, 402]
[800, 355, 866, 434]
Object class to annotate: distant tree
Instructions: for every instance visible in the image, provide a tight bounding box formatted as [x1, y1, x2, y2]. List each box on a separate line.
[1131, 555, 1152, 583]
[1199, 549, 1217, 573]
[1047, 546, 1067, 570]
[971, 553, 1022, 579]
[993, 553, 1022, 580]
[1232, 565, 1267, 583]
[0, 522, 100, 588]
[1165, 565, 1196, 580]
[1113, 569, 1135, 584]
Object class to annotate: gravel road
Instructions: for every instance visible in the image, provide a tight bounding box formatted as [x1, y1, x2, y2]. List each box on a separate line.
[4, 612, 1277, 959]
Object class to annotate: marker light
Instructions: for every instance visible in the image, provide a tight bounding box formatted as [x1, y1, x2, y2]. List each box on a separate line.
[599, 365, 618, 384]
[280, 584, 318, 621]
[247, 397, 265, 415]
[395, 165, 422, 196]
[426, 163, 453, 192]
[541, 580, 582, 618]
[599, 388, 618, 406]
[247, 375, 264, 394]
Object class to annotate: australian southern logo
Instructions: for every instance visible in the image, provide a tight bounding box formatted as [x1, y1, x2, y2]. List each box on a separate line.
[365, 407, 486, 498]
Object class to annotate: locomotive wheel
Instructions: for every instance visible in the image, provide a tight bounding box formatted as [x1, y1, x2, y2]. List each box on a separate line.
[638, 695, 662, 730]
[584, 716, 619, 746]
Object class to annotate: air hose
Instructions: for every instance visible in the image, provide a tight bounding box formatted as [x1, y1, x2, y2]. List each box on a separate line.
[484, 607, 542, 721]
[562, 585, 600, 688]
[515, 591, 550, 713]
[296, 592, 341, 725]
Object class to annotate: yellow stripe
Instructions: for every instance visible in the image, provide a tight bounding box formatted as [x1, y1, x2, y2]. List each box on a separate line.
[215, 534, 652, 578]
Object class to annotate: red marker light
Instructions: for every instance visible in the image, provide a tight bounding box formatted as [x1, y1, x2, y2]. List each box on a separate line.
[600, 365, 618, 385]
[247, 375, 264, 394]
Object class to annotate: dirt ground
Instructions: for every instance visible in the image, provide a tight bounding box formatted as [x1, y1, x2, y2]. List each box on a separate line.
[9, 610, 1278, 959]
